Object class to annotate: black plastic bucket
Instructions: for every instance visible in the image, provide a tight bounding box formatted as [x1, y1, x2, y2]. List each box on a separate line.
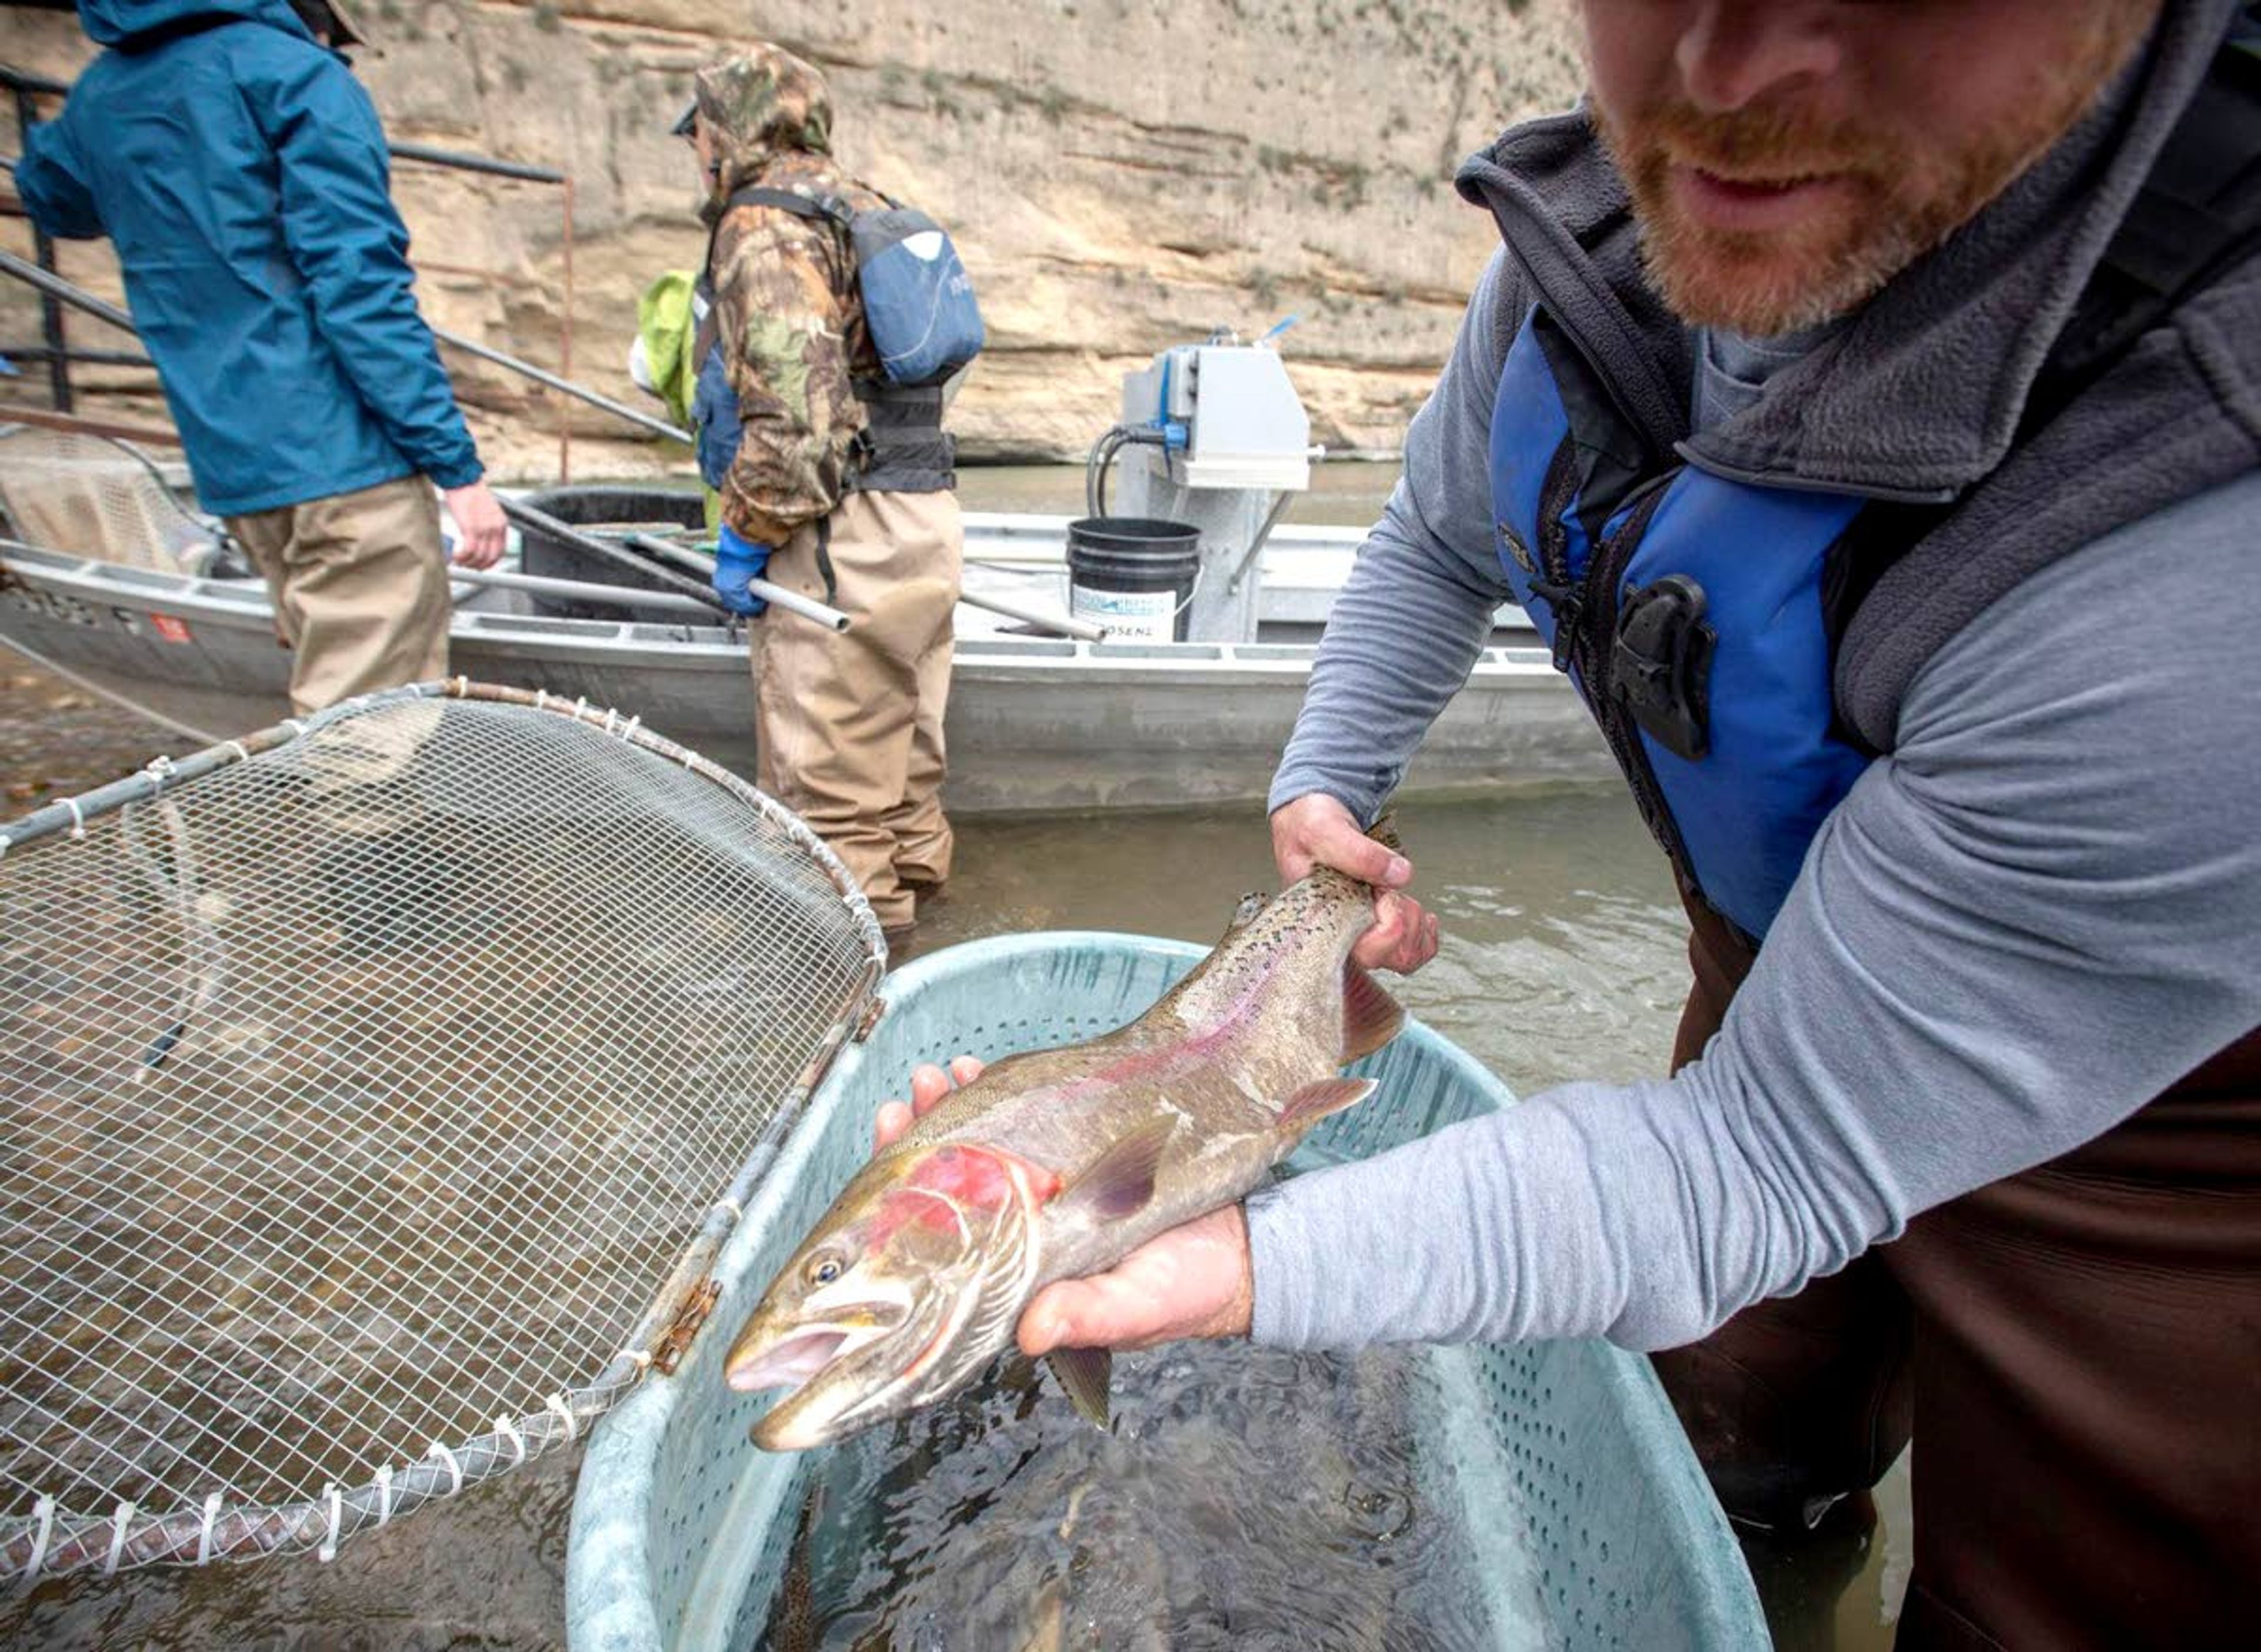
[1064, 516, 1201, 642]
[516, 485, 706, 622]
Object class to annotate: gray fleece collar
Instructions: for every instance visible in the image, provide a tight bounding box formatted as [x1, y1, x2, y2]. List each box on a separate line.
[1456, 0, 2240, 501]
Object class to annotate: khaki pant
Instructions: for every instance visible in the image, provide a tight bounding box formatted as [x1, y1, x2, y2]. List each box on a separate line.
[226, 474, 451, 715]
[753, 489, 960, 931]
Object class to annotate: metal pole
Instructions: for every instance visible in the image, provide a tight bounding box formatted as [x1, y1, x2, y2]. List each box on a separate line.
[11, 84, 69, 412]
[1225, 489, 1295, 594]
[621, 530, 851, 633]
[431, 326, 689, 444]
[443, 564, 719, 618]
[559, 175, 575, 483]
[954, 586, 1108, 642]
[0, 247, 136, 333]
[0, 249, 692, 448]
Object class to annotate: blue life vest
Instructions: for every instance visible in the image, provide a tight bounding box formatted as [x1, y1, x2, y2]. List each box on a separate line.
[1489, 306, 1873, 940]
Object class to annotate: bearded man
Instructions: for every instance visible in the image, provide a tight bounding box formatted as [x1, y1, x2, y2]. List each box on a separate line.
[884, 2, 2261, 1643]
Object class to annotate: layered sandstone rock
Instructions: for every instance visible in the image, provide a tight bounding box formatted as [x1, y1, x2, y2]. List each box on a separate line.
[0, 0, 1580, 481]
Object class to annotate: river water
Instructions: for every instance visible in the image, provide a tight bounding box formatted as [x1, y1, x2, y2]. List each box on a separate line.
[0, 465, 1907, 1648]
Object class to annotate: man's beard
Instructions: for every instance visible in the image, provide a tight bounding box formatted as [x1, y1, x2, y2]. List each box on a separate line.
[1592, 12, 2151, 337]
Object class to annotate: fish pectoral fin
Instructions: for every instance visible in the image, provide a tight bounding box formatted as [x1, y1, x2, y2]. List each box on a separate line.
[1055, 1116, 1175, 1222]
[1047, 1346, 1113, 1429]
[1277, 1076, 1379, 1133]
[1341, 962, 1406, 1061]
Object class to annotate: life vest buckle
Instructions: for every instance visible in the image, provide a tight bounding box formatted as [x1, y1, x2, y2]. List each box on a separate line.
[1612, 574, 1715, 761]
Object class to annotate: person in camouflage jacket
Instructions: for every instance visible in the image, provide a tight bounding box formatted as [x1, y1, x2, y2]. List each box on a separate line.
[687, 44, 964, 942]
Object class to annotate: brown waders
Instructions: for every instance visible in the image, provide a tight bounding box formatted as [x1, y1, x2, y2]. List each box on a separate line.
[1656, 895, 2261, 1649]
[752, 488, 961, 934]
[225, 473, 450, 715]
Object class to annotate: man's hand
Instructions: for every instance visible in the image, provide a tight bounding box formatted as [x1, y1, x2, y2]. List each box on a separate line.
[442, 480, 508, 570]
[1271, 792, 1438, 973]
[872, 1057, 1257, 1354]
[1017, 1205, 1254, 1355]
[711, 522, 773, 618]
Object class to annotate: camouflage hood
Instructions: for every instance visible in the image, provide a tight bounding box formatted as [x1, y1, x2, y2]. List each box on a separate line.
[695, 44, 834, 218]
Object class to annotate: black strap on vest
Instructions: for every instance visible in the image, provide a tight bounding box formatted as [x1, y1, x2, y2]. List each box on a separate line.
[1825, 14, 2261, 705]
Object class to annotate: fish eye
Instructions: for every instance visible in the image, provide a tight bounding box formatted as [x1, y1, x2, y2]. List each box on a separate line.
[804, 1252, 844, 1288]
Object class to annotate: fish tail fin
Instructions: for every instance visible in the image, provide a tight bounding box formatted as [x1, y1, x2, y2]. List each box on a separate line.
[1342, 961, 1406, 1061]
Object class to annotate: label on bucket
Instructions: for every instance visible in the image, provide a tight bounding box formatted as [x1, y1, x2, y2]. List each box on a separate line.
[1070, 582, 1178, 643]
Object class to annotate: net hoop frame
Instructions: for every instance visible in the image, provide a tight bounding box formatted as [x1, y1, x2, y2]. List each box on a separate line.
[0, 679, 888, 1581]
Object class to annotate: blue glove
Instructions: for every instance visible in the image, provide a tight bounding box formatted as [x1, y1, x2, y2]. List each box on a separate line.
[711, 523, 772, 617]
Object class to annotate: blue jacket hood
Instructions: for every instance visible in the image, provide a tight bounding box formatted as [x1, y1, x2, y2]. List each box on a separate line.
[75, 0, 311, 49]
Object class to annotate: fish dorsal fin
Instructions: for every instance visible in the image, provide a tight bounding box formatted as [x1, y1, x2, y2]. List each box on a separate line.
[1342, 962, 1406, 1061]
[1277, 1076, 1378, 1133]
[1367, 810, 1402, 855]
[1053, 1116, 1176, 1222]
[1220, 891, 1269, 940]
[1047, 1346, 1113, 1429]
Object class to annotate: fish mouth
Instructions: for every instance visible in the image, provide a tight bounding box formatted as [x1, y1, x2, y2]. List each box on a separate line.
[727, 1329, 853, 1392]
[725, 1312, 894, 1395]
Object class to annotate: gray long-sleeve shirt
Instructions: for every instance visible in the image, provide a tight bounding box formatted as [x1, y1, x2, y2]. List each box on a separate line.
[1247, 250, 2261, 1354]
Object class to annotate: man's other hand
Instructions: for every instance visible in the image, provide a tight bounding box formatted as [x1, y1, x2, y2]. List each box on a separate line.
[1270, 792, 1438, 973]
[443, 480, 508, 569]
[1018, 1205, 1255, 1354]
[872, 1054, 985, 1152]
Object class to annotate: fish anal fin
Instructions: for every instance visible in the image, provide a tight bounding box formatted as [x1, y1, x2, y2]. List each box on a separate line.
[1342, 962, 1406, 1061]
[1047, 1346, 1113, 1430]
[1053, 1116, 1175, 1222]
[1277, 1076, 1378, 1133]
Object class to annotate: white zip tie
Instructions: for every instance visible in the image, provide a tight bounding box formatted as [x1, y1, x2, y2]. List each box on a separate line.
[628, 1348, 653, 1372]
[22, 1495, 53, 1583]
[374, 1467, 393, 1528]
[603, 706, 618, 734]
[64, 798, 86, 838]
[103, 1501, 135, 1575]
[496, 1416, 526, 1467]
[573, 695, 589, 721]
[318, 1484, 342, 1563]
[546, 1394, 579, 1443]
[715, 1195, 744, 1222]
[195, 1492, 222, 1565]
[221, 740, 249, 763]
[535, 689, 550, 711]
[624, 715, 643, 740]
[427, 1442, 463, 1497]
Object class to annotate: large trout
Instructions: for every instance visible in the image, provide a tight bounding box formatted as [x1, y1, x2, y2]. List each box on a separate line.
[725, 856, 1406, 1450]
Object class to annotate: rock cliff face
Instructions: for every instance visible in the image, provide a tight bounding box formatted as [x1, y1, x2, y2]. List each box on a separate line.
[1, 0, 1582, 481]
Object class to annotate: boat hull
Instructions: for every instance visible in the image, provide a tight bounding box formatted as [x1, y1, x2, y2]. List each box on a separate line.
[0, 540, 1609, 813]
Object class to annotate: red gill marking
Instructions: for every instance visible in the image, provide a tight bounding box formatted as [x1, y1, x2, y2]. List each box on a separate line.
[870, 1145, 1061, 1244]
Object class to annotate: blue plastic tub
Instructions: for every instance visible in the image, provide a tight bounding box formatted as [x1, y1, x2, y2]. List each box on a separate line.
[565, 934, 1763, 1650]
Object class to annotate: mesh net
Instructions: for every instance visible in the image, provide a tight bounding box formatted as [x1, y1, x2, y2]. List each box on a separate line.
[0, 684, 884, 1577]
[0, 425, 219, 573]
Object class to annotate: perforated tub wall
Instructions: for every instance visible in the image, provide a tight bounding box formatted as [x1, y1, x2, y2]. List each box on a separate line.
[565, 934, 1763, 1651]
